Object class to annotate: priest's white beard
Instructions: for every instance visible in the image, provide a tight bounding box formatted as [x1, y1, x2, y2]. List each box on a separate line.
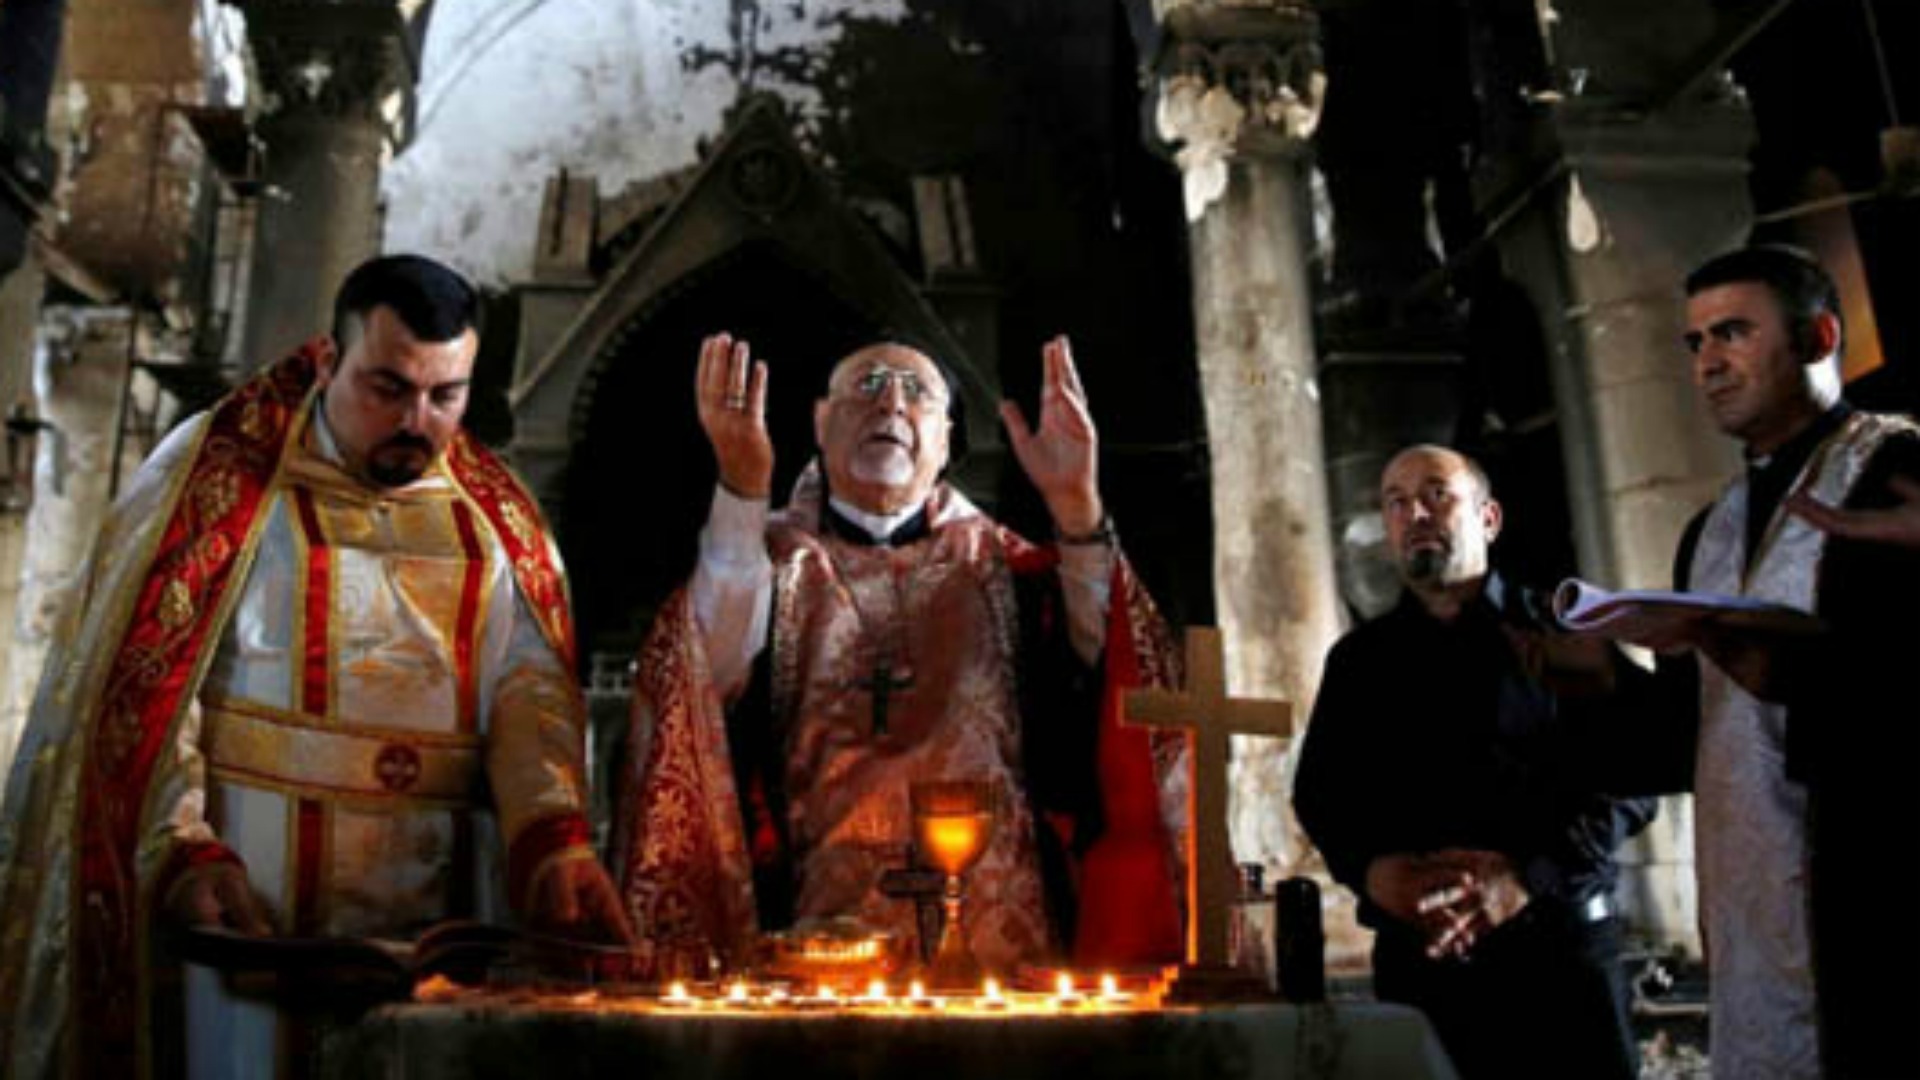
[850, 443, 915, 486]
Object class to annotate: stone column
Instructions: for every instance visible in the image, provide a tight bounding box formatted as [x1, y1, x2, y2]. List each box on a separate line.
[1151, 3, 1344, 891]
[0, 309, 134, 782]
[1470, 0, 1759, 954]
[239, 5, 415, 364]
[0, 255, 44, 417]
[1485, 106, 1752, 958]
[0, 256, 47, 771]
[1484, 110, 1750, 596]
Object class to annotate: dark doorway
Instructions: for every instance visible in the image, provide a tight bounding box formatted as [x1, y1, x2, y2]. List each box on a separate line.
[562, 241, 883, 662]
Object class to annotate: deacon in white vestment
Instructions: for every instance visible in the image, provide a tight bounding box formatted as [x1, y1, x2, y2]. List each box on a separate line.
[0, 256, 630, 1080]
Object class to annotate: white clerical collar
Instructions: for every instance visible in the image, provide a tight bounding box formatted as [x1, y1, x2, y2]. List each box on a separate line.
[828, 495, 926, 542]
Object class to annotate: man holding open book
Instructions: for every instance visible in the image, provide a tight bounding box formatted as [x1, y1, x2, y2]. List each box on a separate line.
[1587, 245, 1920, 1079]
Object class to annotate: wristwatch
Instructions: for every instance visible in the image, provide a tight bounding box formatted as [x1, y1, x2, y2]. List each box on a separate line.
[1058, 513, 1117, 547]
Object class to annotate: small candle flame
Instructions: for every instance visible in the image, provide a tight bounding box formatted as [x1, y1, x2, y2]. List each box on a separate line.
[908, 980, 927, 1003]
[818, 984, 838, 1003]
[727, 981, 750, 1005]
[982, 977, 1004, 1004]
[665, 981, 691, 1004]
[1055, 973, 1074, 996]
[865, 979, 890, 1004]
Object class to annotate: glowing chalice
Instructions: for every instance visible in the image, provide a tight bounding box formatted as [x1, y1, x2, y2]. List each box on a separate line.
[909, 780, 1000, 991]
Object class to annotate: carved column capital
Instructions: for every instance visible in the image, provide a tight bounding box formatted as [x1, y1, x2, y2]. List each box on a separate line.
[1148, 2, 1324, 220]
[240, 1, 420, 144]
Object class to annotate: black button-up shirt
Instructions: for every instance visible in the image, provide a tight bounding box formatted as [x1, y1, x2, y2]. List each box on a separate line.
[1294, 574, 1657, 931]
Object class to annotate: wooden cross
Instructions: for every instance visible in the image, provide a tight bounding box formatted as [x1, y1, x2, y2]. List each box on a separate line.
[853, 659, 914, 737]
[1124, 627, 1292, 969]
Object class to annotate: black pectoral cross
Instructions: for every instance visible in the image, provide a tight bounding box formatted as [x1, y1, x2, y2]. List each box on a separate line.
[854, 657, 914, 737]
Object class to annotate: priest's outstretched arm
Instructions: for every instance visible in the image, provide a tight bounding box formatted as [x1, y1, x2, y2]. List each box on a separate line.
[1000, 335, 1114, 664]
[690, 490, 1116, 691]
[687, 332, 1115, 696]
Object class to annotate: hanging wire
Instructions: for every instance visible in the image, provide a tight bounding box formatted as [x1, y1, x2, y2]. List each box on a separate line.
[1860, 0, 1901, 126]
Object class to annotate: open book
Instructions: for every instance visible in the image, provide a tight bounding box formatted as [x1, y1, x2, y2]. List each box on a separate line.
[176, 920, 519, 1003]
[178, 920, 659, 1001]
[1552, 578, 1825, 645]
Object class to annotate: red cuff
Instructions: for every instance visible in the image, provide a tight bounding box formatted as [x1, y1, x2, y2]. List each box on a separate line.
[156, 839, 244, 900]
[508, 811, 593, 913]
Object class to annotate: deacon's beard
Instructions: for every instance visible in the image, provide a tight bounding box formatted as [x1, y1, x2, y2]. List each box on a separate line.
[367, 459, 428, 487]
[364, 434, 436, 488]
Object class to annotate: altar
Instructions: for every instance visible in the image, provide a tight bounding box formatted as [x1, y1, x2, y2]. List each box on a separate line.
[316, 628, 1466, 1080]
[325, 996, 1458, 1080]
[298, 625, 1458, 1079]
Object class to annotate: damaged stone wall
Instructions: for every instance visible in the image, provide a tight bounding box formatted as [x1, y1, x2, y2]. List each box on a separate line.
[385, 0, 1212, 636]
[384, 0, 914, 288]
[49, 0, 230, 304]
[0, 0, 248, 784]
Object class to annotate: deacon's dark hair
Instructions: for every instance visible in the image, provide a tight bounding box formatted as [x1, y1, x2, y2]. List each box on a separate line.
[332, 254, 481, 350]
[1685, 244, 1842, 361]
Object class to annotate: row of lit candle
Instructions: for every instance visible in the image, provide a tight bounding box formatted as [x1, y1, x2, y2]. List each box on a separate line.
[656, 973, 1137, 1012]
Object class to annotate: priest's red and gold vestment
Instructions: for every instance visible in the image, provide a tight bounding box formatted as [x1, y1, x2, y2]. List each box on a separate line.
[614, 471, 1188, 978]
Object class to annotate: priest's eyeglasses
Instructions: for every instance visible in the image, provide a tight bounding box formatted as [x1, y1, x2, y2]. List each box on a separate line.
[847, 367, 946, 407]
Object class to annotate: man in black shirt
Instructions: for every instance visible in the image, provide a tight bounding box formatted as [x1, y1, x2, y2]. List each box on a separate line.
[1294, 445, 1654, 1080]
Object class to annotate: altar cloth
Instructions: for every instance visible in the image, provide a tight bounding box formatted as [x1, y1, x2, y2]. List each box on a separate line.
[324, 998, 1459, 1079]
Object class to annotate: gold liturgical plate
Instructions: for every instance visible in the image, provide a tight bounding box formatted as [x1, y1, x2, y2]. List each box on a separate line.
[757, 920, 905, 989]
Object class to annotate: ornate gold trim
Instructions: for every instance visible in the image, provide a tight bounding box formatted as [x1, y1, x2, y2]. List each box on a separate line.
[281, 452, 461, 508]
[203, 703, 483, 804]
[202, 697, 482, 748]
[288, 487, 313, 714]
[463, 506, 496, 735]
[208, 765, 480, 814]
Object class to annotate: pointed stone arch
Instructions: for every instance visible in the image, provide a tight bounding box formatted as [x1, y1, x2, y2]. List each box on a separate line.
[506, 96, 1003, 520]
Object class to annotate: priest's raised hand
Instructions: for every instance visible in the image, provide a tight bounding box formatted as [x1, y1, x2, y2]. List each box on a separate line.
[697, 332, 773, 500]
[999, 335, 1105, 539]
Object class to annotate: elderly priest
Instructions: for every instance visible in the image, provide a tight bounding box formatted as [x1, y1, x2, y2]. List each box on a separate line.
[615, 333, 1186, 976]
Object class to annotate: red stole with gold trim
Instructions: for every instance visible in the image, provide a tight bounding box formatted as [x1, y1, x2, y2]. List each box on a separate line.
[446, 436, 578, 672]
[71, 339, 578, 1076]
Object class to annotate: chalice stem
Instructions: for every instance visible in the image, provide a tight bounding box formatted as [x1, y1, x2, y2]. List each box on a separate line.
[927, 876, 982, 990]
